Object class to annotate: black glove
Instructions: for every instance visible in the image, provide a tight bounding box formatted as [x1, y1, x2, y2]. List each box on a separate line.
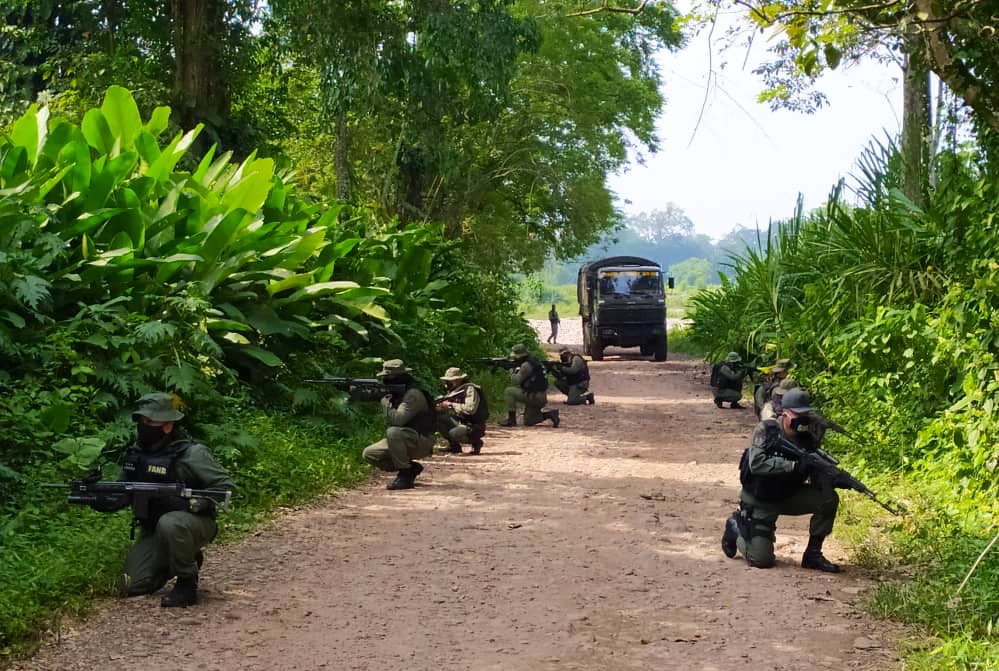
[832, 473, 857, 490]
[794, 452, 823, 476]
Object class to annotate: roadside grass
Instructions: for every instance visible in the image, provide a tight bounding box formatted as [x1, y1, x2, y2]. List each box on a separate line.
[520, 286, 696, 320]
[667, 325, 704, 357]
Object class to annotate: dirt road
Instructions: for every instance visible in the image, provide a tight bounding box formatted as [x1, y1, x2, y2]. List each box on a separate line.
[16, 349, 897, 671]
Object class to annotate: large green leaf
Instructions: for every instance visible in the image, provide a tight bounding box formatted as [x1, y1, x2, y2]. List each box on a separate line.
[81, 109, 115, 155]
[146, 126, 203, 183]
[238, 345, 283, 367]
[221, 158, 274, 215]
[11, 104, 49, 167]
[101, 86, 143, 150]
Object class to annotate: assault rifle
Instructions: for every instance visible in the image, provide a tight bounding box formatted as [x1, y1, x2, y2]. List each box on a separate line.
[474, 357, 562, 374]
[770, 436, 903, 516]
[305, 377, 407, 401]
[43, 480, 232, 520]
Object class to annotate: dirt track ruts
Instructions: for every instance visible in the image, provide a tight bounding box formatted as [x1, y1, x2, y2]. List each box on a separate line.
[13, 347, 899, 671]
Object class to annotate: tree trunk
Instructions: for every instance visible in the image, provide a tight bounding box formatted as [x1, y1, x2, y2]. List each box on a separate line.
[901, 46, 931, 208]
[171, 0, 228, 129]
[334, 109, 351, 203]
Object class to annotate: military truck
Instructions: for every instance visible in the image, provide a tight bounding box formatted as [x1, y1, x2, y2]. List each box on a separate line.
[577, 256, 673, 361]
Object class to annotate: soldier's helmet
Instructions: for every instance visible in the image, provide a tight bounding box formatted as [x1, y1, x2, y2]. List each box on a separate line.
[781, 388, 814, 415]
[440, 367, 468, 382]
[725, 351, 741, 363]
[508, 344, 530, 361]
[377, 359, 412, 378]
[132, 392, 185, 423]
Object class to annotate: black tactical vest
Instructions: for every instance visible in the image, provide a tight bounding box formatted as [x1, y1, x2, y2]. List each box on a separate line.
[451, 383, 489, 425]
[521, 357, 549, 393]
[563, 355, 590, 385]
[738, 421, 812, 502]
[123, 439, 197, 529]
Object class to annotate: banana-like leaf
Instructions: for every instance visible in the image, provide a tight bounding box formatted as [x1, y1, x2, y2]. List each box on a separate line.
[278, 281, 360, 305]
[266, 273, 316, 296]
[101, 86, 143, 150]
[237, 345, 283, 367]
[144, 106, 171, 137]
[11, 104, 49, 167]
[146, 126, 202, 183]
[222, 158, 273, 215]
[82, 109, 115, 155]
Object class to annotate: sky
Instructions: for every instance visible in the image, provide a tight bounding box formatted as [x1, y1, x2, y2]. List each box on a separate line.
[608, 11, 904, 240]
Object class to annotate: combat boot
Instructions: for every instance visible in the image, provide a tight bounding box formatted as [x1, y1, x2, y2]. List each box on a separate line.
[801, 534, 841, 572]
[469, 437, 483, 455]
[498, 411, 517, 427]
[585, 393, 595, 405]
[730, 401, 744, 409]
[160, 577, 198, 608]
[442, 441, 462, 454]
[544, 408, 560, 428]
[714, 399, 724, 408]
[721, 511, 740, 558]
[387, 467, 417, 490]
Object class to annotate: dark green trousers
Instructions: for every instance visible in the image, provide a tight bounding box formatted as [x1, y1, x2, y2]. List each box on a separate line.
[504, 387, 548, 425]
[123, 511, 217, 595]
[736, 483, 839, 568]
[555, 380, 590, 405]
[363, 426, 435, 471]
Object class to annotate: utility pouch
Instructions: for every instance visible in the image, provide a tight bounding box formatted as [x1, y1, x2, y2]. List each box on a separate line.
[737, 503, 754, 541]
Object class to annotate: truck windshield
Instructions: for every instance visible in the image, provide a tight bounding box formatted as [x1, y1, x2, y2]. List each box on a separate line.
[598, 270, 662, 299]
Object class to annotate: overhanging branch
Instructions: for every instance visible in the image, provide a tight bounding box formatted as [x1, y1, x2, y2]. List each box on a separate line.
[567, 1, 651, 17]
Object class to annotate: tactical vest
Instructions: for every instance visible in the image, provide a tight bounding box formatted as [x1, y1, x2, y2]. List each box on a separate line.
[123, 439, 201, 529]
[451, 383, 489, 425]
[738, 421, 811, 502]
[398, 387, 437, 436]
[521, 357, 549, 393]
[562, 355, 590, 386]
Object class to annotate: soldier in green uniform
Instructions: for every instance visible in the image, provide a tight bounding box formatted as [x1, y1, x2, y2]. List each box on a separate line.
[98, 393, 235, 607]
[437, 367, 488, 455]
[759, 377, 799, 421]
[754, 358, 792, 418]
[362, 359, 437, 490]
[499, 344, 560, 428]
[711, 352, 748, 409]
[721, 389, 843, 573]
[553, 347, 595, 405]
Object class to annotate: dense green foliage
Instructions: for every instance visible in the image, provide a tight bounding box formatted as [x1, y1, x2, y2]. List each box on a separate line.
[688, 139, 999, 666]
[0, 87, 535, 655]
[1, 0, 684, 271]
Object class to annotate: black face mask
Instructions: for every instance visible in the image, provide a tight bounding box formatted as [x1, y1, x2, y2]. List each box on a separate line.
[789, 417, 813, 433]
[137, 423, 168, 449]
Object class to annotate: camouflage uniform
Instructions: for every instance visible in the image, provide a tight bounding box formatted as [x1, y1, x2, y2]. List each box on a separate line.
[760, 378, 800, 421]
[437, 367, 487, 454]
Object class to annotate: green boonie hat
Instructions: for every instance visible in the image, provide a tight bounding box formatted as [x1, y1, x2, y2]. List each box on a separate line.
[781, 388, 813, 414]
[508, 344, 530, 360]
[440, 367, 467, 382]
[559, 347, 573, 355]
[132, 392, 185, 422]
[774, 378, 800, 396]
[725, 352, 741, 363]
[775, 358, 792, 367]
[377, 359, 412, 377]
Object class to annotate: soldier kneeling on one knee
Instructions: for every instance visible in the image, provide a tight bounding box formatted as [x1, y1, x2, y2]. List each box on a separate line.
[499, 344, 559, 428]
[437, 367, 488, 455]
[721, 389, 844, 573]
[92, 393, 235, 608]
[362, 359, 437, 490]
[554, 348, 595, 406]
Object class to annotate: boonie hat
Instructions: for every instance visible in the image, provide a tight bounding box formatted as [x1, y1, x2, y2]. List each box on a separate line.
[508, 344, 529, 360]
[725, 352, 741, 363]
[377, 359, 412, 377]
[440, 367, 468, 382]
[132, 392, 185, 423]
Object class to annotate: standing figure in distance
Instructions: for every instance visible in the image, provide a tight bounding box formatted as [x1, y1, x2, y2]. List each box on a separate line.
[114, 393, 234, 607]
[547, 304, 560, 344]
[711, 352, 748, 409]
[554, 347, 595, 405]
[721, 389, 842, 573]
[499, 344, 560, 428]
[437, 367, 489, 455]
[362, 359, 437, 490]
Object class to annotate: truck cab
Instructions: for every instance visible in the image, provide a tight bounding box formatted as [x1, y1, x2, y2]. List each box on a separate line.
[578, 256, 669, 361]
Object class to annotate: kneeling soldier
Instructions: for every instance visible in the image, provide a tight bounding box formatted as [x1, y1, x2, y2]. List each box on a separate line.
[437, 367, 488, 455]
[721, 389, 842, 572]
[99, 393, 235, 607]
[554, 347, 595, 405]
[499, 344, 559, 428]
[362, 359, 436, 490]
[711, 352, 748, 409]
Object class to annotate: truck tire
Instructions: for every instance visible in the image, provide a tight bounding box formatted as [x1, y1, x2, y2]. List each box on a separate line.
[653, 336, 667, 361]
[591, 341, 604, 361]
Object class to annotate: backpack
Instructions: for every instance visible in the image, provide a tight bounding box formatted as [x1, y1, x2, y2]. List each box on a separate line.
[710, 362, 724, 387]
